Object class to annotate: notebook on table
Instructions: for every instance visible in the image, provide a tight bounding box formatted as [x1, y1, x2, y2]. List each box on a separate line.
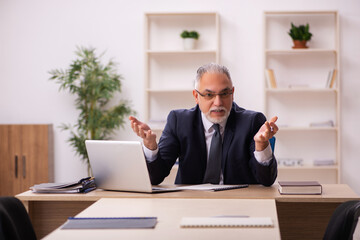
[62, 217, 157, 229]
[180, 217, 273, 228]
[85, 140, 181, 193]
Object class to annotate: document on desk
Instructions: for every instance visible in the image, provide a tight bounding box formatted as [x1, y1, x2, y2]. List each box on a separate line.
[177, 183, 248, 191]
[180, 217, 273, 228]
[61, 217, 157, 229]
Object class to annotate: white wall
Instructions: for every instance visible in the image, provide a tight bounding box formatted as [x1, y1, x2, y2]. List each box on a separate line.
[1, 0, 359, 193]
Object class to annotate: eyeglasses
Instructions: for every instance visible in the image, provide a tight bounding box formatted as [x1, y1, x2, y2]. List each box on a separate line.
[195, 89, 233, 100]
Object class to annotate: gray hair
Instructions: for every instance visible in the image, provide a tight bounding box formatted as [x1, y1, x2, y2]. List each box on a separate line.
[194, 63, 232, 89]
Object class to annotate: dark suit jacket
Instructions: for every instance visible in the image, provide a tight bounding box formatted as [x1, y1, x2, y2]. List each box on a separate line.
[146, 103, 277, 186]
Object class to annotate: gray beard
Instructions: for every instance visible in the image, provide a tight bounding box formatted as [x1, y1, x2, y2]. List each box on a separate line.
[205, 107, 230, 124]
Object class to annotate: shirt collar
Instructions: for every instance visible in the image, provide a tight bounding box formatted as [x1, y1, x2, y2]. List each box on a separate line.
[201, 112, 227, 133]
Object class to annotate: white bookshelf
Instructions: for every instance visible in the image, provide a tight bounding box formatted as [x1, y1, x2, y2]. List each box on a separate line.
[263, 11, 340, 183]
[144, 12, 220, 131]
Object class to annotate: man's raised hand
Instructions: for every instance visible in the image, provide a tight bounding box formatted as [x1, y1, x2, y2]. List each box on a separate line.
[129, 116, 157, 150]
[253, 116, 279, 151]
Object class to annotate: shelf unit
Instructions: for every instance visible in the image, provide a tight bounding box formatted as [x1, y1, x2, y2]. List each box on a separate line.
[144, 12, 220, 132]
[263, 11, 340, 183]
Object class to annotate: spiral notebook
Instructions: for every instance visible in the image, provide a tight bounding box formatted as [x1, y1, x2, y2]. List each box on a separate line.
[180, 217, 273, 228]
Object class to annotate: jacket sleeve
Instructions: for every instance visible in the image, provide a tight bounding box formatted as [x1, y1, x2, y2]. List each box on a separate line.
[146, 111, 180, 185]
[249, 113, 278, 186]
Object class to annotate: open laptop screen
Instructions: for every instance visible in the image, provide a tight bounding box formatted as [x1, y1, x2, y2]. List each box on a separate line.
[85, 140, 154, 193]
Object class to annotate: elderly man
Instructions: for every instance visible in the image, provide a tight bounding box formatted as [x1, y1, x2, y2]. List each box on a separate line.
[130, 63, 278, 186]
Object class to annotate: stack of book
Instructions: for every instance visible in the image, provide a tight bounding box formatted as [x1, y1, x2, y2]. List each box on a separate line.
[277, 158, 303, 167]
[30, 177, 96, 193]
[309, 120, 334, 127]
[313, 159, 335, 166]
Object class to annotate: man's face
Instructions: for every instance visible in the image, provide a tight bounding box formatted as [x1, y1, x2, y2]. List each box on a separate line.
[193, 72, 234, 123]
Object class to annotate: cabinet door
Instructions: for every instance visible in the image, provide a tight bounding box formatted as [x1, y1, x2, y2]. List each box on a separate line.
[0, 125, 17, 195]
[18, 125, 50, 194]
[8, 125, 25, 195]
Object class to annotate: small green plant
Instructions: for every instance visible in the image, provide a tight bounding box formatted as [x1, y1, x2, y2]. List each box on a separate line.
[49, 46, 135, 176]
[180, 30, 200, 40]
[288, 23, 313, 41]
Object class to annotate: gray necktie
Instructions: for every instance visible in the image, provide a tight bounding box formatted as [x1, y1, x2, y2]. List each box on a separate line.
[203, 124, 222, 184]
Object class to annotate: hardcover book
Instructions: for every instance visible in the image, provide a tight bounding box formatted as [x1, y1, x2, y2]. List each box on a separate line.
[265, 69, 277, 88]
[326, 69, 337, 88]
[278, 181, 322, 195]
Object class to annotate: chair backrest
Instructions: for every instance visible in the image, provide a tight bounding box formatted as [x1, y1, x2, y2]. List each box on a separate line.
[353, 217, 360, 240]
[0, 196, 37, 240]
[323, 200, 360, 240]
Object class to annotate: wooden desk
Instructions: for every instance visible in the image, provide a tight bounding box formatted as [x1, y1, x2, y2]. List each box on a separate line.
[43, 198, 281, 240]
[17, 184, 360, 240]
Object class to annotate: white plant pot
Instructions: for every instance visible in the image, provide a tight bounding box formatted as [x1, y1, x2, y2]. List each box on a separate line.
[183, 38, 197, 50]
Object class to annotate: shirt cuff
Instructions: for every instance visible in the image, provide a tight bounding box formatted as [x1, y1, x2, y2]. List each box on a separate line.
[142, 144, 158, 162]
[254, 143, 273, 166]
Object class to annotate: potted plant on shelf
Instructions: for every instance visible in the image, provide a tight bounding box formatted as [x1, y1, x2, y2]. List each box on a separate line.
[180, 30, 200, 50]
[288, 22, 313, 49]
[49, 46, 135, 176]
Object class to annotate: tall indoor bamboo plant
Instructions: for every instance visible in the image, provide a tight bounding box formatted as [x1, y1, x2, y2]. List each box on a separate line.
[49, 46, 134, 176]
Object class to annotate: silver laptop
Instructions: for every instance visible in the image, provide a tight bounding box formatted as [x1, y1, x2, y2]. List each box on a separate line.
[85, 140, 180, 193]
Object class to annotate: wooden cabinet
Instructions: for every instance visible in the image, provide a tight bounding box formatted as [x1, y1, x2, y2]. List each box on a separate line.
[263, 11, 340, 183]
[0, 125, 53, 196]
[144, 12, 220, 132]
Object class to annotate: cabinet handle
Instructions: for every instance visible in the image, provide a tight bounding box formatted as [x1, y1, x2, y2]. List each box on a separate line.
[22, 156, 26, 178]
[15, 155, 18, 178]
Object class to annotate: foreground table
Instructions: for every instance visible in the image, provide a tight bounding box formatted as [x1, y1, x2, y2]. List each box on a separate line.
[43, 198, 280, 240]
[17, 184, 360, 240]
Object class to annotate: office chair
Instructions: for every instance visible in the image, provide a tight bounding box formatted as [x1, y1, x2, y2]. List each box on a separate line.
[0, 196, 37, 240]
[323, 200, 360, 240]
